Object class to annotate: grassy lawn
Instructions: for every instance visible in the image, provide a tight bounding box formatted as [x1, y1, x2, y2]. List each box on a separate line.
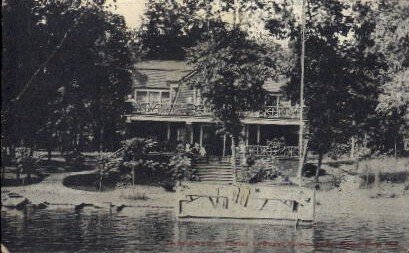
[1, 153, 98, 187]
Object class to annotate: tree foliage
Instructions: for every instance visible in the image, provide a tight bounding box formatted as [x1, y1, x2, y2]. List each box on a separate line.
[137, 0, 211, 60]
[2, 0, 134, 154]
[283, 0, 354, 160]
[187, 27, 279, 140]
[374, 0, 409, 132]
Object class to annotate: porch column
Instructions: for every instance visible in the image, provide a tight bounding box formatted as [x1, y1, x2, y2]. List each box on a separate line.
[257, 125, 261, 144]
[240, 126, 247, 166]
[185, 122, 193, 144]
[159, 91, 163, 104]
[199, 124, 203, 147]
[167, 123, 171, 141]
[245, 125, 249, 146]
[222, 134, 227, 157]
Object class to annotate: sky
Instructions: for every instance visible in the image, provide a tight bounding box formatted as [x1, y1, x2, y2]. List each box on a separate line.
[110, 0, 304, 29]
[110, 0, 148, 28]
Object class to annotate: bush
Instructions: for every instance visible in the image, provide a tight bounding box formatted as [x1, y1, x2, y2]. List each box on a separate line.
[238, 159, 280, 184]
[167, 143, 200, 188]
[302, 163, 326, 178]
[103, 139, 200, 190]
[64, 150, 85, 165]
[121, 138, 158, 162]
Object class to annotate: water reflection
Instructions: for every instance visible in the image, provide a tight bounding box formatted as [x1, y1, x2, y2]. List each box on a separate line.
[1, 208, 408, 253]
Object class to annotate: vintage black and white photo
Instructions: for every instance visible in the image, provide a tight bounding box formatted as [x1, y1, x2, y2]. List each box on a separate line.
[1, 0, 409, 252]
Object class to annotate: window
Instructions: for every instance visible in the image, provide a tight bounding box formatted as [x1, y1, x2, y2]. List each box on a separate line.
[265, 95, 278, 107]
[149, 91, 160, 104]
[177, 127, 186, 142]
[136, 91, 148, 103]
[161, 92, 170, 104]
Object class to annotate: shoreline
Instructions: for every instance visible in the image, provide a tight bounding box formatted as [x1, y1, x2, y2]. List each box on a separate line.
[2, 169, 409, 221]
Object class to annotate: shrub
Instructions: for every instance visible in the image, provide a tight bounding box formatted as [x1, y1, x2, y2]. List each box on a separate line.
[238, 159, 280, 184]
[121, 138, 157, 162]
[64, 150, 85, 165]
[302, 163, 326, 178]
[103, 139, 200, 190]
[168, 143, 200, 187]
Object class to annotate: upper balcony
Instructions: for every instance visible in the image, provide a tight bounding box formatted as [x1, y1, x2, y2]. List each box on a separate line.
[127, 61, 300, 123]
[128, 102, 301, 120]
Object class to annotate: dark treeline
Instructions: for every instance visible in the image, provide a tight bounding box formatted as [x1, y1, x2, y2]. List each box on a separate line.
[1, 0, 408, 163]
[2, 0, 133, 156]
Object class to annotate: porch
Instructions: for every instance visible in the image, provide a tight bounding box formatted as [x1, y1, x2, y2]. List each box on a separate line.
[126, 121, 300, 159]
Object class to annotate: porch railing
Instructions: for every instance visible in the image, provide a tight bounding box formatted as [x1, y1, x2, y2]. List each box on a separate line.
[131, 102, 300, 119]
[246, 106, 300, 119]
[246, 145, 300, 158]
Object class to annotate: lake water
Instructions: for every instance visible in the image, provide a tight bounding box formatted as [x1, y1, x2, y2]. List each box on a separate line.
[1, 207, 408, 253]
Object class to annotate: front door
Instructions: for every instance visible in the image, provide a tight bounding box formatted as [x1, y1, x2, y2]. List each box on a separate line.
[202, 125, 235, 158]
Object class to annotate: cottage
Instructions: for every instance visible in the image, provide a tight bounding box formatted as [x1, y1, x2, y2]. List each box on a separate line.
[125, 61, 301, 160]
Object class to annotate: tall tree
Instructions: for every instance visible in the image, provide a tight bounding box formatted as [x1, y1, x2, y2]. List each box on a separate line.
[373, 0, 409, 154]
[2, 0, 134, 155]
[137, 0, 210, 60]
[185, 1, 288, 180]
[2, 0, 47, 154]
[280, 0, 353, 176]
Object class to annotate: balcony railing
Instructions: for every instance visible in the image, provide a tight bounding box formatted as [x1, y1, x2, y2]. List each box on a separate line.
[246, 145, 300, 158]
[131, 102, 300, 119]
[132, 102, 211, 116]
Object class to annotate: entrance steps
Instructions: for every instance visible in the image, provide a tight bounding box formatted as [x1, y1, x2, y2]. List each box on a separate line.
[196, 165, 234, 184]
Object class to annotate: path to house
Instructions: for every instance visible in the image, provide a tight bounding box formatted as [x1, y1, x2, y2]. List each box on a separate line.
[2, 168, 409, 220]
[1, 169, 175, 211]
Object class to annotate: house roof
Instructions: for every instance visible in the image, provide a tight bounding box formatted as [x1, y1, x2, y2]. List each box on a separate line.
[133, 60, 286, 92]
[133, 61, 192, 89]
[263, 78, 287, 93]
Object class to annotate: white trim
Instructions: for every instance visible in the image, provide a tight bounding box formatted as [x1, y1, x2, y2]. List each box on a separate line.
[134, 88, 170, 93]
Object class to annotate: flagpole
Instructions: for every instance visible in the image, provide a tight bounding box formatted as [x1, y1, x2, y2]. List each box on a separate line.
[297, 0, 306, 186]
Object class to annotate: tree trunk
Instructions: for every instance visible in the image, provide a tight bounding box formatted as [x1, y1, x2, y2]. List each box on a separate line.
[16, 166, 21, 182]
[47, 148, 52, 161]
[132, 165, 135, 186]
[350, 137, 356, 159]
[374, 167, 381, 189]
[297, 140, 309, 185]
[314, 152, 323, 183]
[354, 156, 360, 172]
[394, 137, 397, 159]
[99, 164, 104, 192]
[10, 143, 16, 159]
[99, 126, 104, 153]
[231, 137, 237, 184]
[1, 166, 5, 184]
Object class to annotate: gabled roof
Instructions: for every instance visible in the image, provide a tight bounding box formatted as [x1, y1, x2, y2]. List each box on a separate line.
[133, 61, 192, 89]
[263, 78, 287, 93]
[133, 60, 287, 92]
